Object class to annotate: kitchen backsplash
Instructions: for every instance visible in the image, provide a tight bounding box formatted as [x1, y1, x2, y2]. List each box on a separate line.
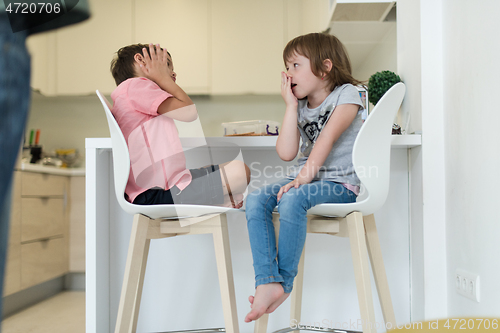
[26, 92, 285, 158]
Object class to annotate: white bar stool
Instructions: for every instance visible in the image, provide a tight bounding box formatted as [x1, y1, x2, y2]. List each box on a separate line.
[254, 83, 406, 333]
[97, 91, 240, 333]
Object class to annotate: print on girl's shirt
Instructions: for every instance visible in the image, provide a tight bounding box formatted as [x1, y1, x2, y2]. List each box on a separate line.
[299, 104, 335, 143]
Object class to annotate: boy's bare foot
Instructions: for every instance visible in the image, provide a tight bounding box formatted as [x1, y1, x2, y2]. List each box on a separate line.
[221, 193, 243, 208]
[245, 283, 284, 323]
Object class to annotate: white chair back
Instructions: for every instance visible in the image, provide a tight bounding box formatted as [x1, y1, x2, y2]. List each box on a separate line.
[307, 82, 406, 217]
[352, 82, 406, 214]
[96, 90, 133, 214]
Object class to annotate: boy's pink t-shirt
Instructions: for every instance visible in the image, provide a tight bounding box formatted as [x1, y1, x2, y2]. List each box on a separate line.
[110, 77, 192, 203]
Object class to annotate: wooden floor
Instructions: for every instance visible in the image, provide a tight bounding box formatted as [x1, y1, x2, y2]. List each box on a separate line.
[1, 291, 85, 333]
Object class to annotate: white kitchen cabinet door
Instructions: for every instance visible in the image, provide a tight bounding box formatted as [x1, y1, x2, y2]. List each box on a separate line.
[27, 31, 57, 96]
[135, 0, 210, 95]
[285, 0, 330, 41]
[211, 0, 285, 95]
[55, 0, 133, 95]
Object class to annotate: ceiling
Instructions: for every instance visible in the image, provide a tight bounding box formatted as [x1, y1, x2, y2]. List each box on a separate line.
[327, 1, 397, 71]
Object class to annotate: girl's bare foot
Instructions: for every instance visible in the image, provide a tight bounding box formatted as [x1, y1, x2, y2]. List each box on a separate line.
[266, 292, 290, 313]
[248, 291, 290, 314]
[245, 283, 284, 322]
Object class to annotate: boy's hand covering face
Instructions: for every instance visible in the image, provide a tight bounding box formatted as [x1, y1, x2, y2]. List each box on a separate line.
[138, 43, 174, 84]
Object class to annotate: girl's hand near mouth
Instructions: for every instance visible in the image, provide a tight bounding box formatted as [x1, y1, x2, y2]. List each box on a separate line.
[281, 71, 298, 108]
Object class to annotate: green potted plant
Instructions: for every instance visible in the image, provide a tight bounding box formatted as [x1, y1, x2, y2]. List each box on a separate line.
[368, 70, 403, 134]
[368, 70, 402, 105]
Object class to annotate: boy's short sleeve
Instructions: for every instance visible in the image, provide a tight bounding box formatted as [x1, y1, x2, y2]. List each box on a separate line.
[126, 77, 173, 115]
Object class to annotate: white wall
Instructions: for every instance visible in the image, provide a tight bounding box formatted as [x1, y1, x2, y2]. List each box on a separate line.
[442, 0, 500, 317]
[397, 0, 422, 134]
[401, 0, 500, 321]
[26, 93, 285, 156]
[353, 24, 397, 83]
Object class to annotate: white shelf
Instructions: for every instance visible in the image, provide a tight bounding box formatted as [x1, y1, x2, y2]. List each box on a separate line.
[391, 134, 422, 148]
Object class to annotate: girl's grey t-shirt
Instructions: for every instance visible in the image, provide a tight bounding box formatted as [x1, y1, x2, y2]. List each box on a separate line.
[287, 83, 364, 186]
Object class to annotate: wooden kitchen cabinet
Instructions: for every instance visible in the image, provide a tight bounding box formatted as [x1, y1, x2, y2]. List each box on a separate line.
[69, 176, 85, 272]
[21, 237, 66, 289]
[21, 198, 65, 243]
[2, 171, 70, 295]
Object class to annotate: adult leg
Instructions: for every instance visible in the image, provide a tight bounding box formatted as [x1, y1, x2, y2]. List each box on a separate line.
[0, 14, 31, 320]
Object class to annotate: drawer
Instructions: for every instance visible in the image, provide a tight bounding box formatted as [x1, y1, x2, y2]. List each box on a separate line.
[21, 237, 67, 289]
[21, 198, 65, 242]
[21, 172, 67, 197]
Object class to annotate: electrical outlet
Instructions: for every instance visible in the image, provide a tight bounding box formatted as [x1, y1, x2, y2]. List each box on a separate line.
[455, 269, 480, 302]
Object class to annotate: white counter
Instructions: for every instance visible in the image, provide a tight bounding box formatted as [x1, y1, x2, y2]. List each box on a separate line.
[17, 163, 85, 176]
[86, 134, 421, 150]
[86, 135, 420, 333]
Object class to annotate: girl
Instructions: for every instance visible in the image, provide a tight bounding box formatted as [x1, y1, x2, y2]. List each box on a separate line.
[245, 33, 365, 322]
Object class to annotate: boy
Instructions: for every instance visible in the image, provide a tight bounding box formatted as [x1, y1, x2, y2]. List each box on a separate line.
[110, 43, 249, 207]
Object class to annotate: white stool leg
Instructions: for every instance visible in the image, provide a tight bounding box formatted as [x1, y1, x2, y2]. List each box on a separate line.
[346, 212, 377, 333]
[364, 214, 397, 329]
[290, 246, 305, 327]
[253, 214, 280, 333]
[212, 214, 239, 333]
[115, 214, 150, 333]
[131, 238, 151, 333]
[253, 313, 269, 333]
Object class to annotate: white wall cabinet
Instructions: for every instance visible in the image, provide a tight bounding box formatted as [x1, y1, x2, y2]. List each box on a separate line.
[55, 0, 133, 96]
[27, 0, 133, 96]
[27, 0, 329, 96]
[134, 0, 211, 94]
[210, 0, 285, 94]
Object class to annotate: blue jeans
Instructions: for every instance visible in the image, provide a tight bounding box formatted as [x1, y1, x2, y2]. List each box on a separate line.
[0, 14, 31, 321]
[246, 178, 357, 293]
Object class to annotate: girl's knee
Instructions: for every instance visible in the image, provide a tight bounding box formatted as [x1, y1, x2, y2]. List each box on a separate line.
[246, 189, 264, 209]
[277, 190, 310, 213]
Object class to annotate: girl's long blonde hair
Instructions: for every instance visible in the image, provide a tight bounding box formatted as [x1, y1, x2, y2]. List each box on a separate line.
[283, 33, 365, 91]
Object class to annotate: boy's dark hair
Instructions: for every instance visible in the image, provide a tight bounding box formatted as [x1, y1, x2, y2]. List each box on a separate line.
[283, 33, 364, 91]
[110, 43, 170, 86]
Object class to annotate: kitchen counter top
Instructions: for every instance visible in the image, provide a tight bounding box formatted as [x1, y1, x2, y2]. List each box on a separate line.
[86, 134, 421, 150]
[17, 163, 85, 176]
